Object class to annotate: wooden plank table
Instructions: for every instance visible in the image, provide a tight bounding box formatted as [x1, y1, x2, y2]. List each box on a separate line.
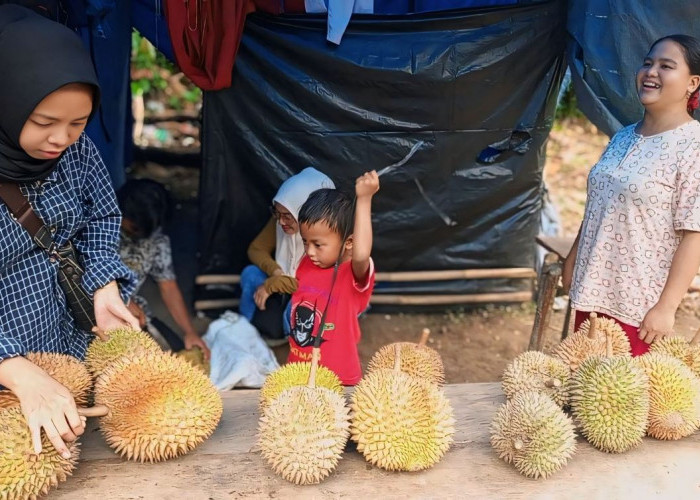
[55, 384, 700, 499]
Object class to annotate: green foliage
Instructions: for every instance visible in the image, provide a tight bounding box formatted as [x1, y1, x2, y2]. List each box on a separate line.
[555, 82, 583, 121]
[130, 30, 201, 110]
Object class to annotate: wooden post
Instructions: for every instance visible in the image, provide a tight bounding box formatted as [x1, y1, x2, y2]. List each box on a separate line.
[528, 253, 562, 352]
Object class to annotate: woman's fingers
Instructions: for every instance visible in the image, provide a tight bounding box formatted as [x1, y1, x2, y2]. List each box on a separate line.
[28, 417, 43, 455]
[43, 420, 72, 459]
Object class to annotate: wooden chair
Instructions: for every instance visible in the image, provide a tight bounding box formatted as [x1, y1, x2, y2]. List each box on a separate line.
[528, 235, 575, 351]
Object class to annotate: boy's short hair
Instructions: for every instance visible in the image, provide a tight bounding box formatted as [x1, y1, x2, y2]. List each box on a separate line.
[116, 179, 170, 238]
[299, 188, 354, 237]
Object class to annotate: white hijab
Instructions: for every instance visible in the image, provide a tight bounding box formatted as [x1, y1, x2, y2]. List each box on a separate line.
[272, 167, 335, 276]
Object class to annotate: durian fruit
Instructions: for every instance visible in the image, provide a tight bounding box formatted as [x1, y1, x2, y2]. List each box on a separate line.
[259, 347, 350, 485]
[649, 331, 700, 379]
[175, 346, 211, 376]
[569, 333, 649, 453]
[0, 407, 79, 500]
[350, 344, 455, 471]
[635, 352, 700, 440]
[490, 391, 576, 479]
[0, 352, 92, 409]
[502, 351, 570, 407]
[85, 327, 161, 377]
[366, 328, 445, 385]
[94, 350, 223, 462]
[259, 362, 343, 409]
[552, 312, 630, 371]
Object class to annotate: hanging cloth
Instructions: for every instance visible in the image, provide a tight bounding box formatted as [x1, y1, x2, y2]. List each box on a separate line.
[164, 0, 251, 91]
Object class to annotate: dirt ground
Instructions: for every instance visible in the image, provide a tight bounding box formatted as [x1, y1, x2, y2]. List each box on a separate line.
[137, 116, 700, 384]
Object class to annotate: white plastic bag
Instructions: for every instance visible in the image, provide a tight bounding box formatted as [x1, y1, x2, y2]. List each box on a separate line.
[203, 311, 280, 390]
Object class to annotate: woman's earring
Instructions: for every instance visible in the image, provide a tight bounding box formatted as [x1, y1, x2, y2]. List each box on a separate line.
[687, 90, 692, 99]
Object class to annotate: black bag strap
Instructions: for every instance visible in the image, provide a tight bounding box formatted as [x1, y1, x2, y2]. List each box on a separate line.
[0, 182, 56, 252]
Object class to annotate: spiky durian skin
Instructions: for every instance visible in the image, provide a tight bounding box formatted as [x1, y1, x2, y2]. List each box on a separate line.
[85, 327, 161, 377]
[570, 356, 649, 453]
[258, 386, 350, 485]
[501, 351, 570, 407]
[259, 362, 343, 409]
[94, 351, 223, 463]
[175, 347, 211, 376]
[650, 337, 700, 379]
[552, 317, 631, 371]
[635, 353, 700, 440]
[0, 352, 92, 410]
[350, 369, 454, 472]
[490, 391, 576, 479]
[0, 407, 78, 500]
[367, 342, 445, 385]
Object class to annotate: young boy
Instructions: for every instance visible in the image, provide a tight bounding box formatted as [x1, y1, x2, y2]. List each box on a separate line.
[287, 171, 379, 385]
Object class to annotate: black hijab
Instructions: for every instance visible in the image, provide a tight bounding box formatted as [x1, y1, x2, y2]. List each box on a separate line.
[0, 5, 100, 182]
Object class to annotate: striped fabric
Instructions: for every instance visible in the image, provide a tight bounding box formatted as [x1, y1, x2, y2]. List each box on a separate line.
[0, 133, 136, 362]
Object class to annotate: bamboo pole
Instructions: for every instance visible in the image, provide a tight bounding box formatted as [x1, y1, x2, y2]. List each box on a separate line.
[369, 291, 532, 306]
[194, 267, 536, 286]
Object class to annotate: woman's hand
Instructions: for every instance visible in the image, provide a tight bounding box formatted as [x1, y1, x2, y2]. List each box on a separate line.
[184, 333, 211, 360]
[254, 284, 271, 310]
[94, 281, 139, 331]
[0, 357, 85, 458]
[638, 302, 676, 344]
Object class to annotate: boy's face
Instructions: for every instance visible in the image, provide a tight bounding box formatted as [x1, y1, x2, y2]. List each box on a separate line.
[19, 83, 93, 160]
[300, 221, 349, 268]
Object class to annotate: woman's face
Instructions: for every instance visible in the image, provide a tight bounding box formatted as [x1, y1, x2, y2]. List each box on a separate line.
[273, 202, 298, 234]
[636, 40, 700, 112]
[19, 83, 93, 160]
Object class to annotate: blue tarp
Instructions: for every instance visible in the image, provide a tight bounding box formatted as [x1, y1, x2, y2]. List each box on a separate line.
[567, 0, 700, 136]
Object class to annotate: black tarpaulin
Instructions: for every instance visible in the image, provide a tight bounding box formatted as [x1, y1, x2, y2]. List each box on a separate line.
[199, 1, 567, 297]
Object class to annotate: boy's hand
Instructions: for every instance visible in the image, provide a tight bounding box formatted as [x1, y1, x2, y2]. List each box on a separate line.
[356, 171, 379, 199]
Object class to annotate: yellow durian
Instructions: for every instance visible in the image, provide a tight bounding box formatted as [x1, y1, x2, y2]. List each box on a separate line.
[259, 362, 343, 409]
[569, 331, 649, 453]
[94, 350, 223, 462]
[0, 406, 78, 500]
[175, 346, 211, 376]
[636, 352, 700, 440]
[649, 332, 700, 379]
[0, 352, 92, 409]
[367, 328, 445, 385]
[85, 327, 161, 376]
[258, 348, 350, 485]
[350, 345, 454, 471]
[502, 351, 570, 407]
[490, 391, 576, 479]
[552, 312, 630, 371]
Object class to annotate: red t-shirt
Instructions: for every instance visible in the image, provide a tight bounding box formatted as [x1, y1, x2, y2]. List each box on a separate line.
[288, 256, 375, 385]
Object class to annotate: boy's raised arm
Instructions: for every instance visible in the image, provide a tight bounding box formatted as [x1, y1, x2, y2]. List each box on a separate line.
[352, 171, 380, 281]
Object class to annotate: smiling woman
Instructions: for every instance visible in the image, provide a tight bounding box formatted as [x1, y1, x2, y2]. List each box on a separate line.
[0, 4, 139, 472]
[563, 34, 700, 356]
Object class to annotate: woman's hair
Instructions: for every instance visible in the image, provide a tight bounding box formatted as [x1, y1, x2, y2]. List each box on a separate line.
[650, 34, 700, 113]
[116, 179, 170, 238]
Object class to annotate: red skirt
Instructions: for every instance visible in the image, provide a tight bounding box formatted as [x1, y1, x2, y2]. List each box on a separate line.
[574, 310, 650, 357]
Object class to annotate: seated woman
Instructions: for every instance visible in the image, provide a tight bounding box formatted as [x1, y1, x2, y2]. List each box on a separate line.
[117, 179, 209, 358]
[240, 167, 335, 342]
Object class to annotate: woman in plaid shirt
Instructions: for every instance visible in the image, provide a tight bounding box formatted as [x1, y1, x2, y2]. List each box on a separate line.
[0, 6, 138, 461]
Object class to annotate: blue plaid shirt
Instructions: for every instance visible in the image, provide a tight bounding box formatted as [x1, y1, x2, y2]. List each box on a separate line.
[0, 134, 136, 362]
